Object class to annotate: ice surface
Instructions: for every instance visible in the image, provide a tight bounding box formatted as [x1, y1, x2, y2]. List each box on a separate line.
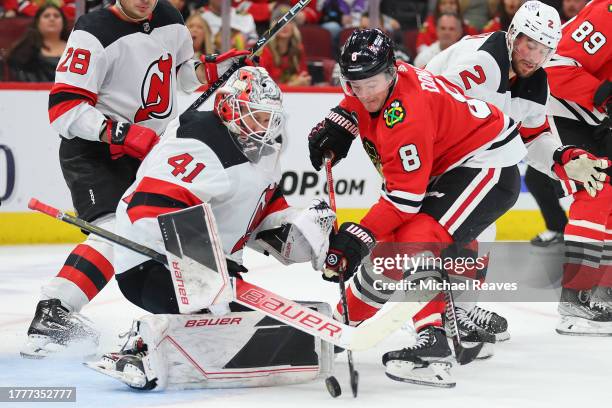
[0, 245, 610, 408]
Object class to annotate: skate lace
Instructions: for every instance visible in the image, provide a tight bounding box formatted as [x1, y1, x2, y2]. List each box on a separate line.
[409, 329, 433, 350]
[467, 306, 494, 326]
[455, 307, 478, 330]
[118, 321, 147, 357]
[590, 301, 612, 313]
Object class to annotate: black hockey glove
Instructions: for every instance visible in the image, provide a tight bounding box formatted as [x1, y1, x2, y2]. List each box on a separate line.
[323, 222, 376, 283]
[308, 106, 359, 171]
[594, 80, 611, 115]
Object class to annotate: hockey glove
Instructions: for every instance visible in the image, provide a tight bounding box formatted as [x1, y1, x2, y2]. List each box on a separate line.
[104, 119, 159, 160]
[323, 222, 376, 283]
[308, 106, 359, 171]
[200, 49, 254, 84]
[552, 146, 611, 197]
[594, 80, 611, 115]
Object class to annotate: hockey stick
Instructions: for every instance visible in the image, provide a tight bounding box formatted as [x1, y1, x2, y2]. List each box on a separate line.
[28, 198, 432, 352]
[323, 155, 359, 397]
[186, 0, 311, 112]
[442, 273, 484, 365]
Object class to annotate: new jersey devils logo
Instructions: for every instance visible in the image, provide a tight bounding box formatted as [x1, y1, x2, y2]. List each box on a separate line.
[134, 54, 173, 123]
[231, 184, 278, 254]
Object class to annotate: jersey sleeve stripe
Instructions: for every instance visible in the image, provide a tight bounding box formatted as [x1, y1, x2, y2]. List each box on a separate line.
[48, 83, 99, 123]
[518, 119, 551, 142]
[50, 83, 98, 105]
[48, 99, 90, 124]
[127, 176, 203, 223]
[381, 192, 422, 213]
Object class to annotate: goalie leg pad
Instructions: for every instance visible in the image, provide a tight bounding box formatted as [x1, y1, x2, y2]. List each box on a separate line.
[92, 302, 334, 390]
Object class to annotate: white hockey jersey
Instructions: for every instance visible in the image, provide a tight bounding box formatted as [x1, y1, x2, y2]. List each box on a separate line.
[48, 0, 202, 142]
[114, 111, 293, 274]
[426, 32, 561, 177]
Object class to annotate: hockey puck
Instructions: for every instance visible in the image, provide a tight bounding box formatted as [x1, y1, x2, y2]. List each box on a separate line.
[325, 376, 341, 398]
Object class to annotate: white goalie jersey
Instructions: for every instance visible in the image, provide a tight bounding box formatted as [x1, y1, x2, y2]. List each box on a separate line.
[426, 32, 561, 178]
[113, 110, 333, 275]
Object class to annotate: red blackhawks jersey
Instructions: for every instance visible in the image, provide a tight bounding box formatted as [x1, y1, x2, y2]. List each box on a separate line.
[545, 0, 611, 125]
[48, 0, 202, 142]
[339, 62, 526, 239]
[114, 111, 291, 272]
[426, 32, 562, 177]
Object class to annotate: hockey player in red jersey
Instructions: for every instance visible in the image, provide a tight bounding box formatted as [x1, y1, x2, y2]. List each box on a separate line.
[425, 1, 610, 342]
[21, 0, 253, 358]
[308, 29, 527, 387]
[86, 67, 337, 390]
[544, 0, 612, 335]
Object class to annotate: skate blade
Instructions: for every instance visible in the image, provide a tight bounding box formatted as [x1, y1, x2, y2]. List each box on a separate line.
[455, 341, 494, 360]
[495, 331, 510, 342]
[84, 361, 147, 388]
[20, 335, 67, 359]
[556, 316, 612, 336]
[385, 360, 455, 388]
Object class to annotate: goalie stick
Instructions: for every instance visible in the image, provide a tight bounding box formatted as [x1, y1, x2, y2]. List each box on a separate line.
[28, 198, 434, 353]
[186, 0, 311, 112]
[324, 155, 359, 398]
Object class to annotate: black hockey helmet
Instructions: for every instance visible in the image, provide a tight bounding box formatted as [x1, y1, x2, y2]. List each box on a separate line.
[339, 29, 395, 81]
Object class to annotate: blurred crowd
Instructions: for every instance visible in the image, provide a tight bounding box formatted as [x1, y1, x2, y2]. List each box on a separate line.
[0, 0, 589, 85]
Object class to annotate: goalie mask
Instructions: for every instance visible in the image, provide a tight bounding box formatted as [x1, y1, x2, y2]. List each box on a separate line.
[214, 67, 286, 170]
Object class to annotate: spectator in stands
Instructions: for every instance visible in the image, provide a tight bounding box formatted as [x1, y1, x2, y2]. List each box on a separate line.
[1, 0, 18, 17]
[201, 0, 258, 48]
[482, 0, 523, 32]
[17, 0, 75, 20]
[7, 4, 68, 82]
[169, 0, 190, 20]
[360, 11, 401, 35]
[414, 12, 463, 67]
[186, 13, 214, 59]
[258, 5, 311, 86]
[319, 0, 367, 45]
[417, 0, 477, 53]
[559, 0, 587, 23]
[459, 0, 498, 31]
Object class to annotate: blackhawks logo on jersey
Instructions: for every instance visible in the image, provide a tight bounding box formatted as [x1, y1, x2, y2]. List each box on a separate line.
[362, 138, 383, 176]
[383, 99, 405, 128]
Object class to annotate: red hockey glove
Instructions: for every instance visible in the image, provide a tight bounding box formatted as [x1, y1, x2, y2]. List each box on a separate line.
[200, 49, 254, 84]
[105, 119, 159, 160]
[552, 146, 610, 197]
[323, 222, 376, 283]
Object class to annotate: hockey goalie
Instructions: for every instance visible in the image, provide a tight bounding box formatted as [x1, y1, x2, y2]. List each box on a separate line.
[86, 67, 339, 390]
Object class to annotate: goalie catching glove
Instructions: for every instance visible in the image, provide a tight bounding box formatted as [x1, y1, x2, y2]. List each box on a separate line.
[308, 106, 359, 170]
[323, 222, 376, 283]
[552, 146, 610, 197]
[254, 200, 336, 271]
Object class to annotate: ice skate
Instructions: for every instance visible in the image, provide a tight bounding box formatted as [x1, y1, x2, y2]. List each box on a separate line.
[85, 324, 157, 390]
[382, 326, 455, 388]
[467, 305, 510, 341]
[21, 299, 99, 359]
[449, 307, 496, 359]
[557, 288, 612, 336]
